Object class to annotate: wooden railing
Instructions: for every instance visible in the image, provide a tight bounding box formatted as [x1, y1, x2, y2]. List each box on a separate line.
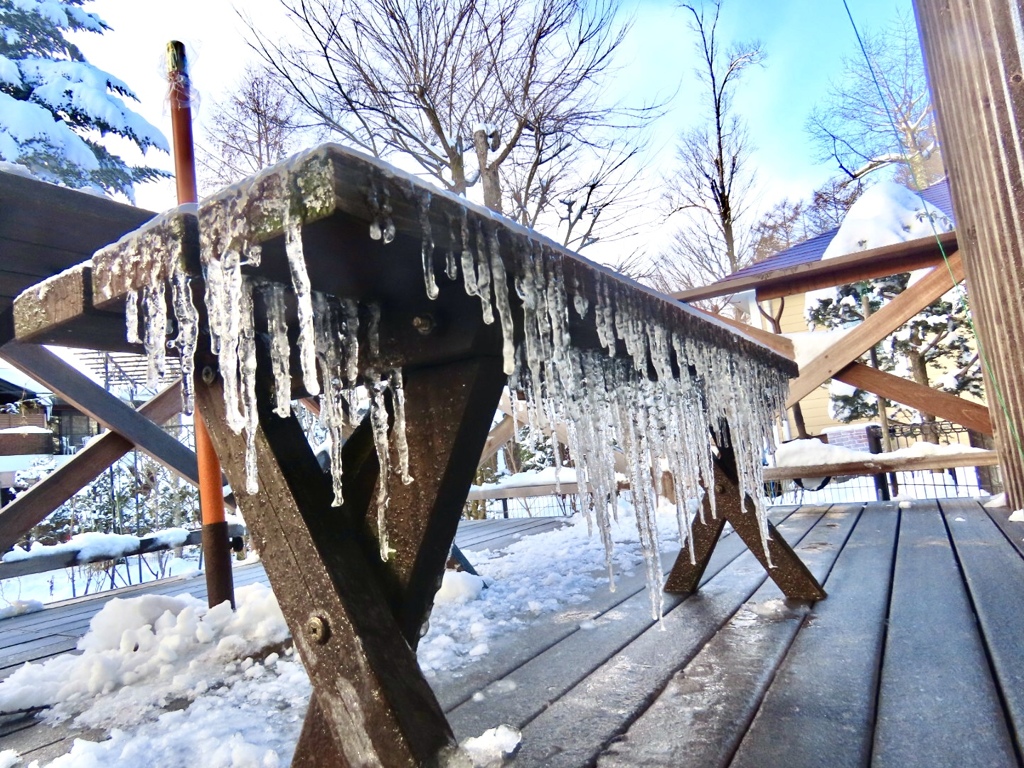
[0, 524, 246, 580]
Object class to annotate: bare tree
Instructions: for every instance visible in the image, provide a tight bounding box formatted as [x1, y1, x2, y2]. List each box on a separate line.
[197, 66, 306, 192]
[807, 14, 943, 189]
[245, 0, 651, 250]
[658, 0, 764, 293]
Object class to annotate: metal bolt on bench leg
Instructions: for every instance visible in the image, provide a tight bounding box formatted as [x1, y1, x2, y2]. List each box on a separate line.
[306, 615, 331, 644]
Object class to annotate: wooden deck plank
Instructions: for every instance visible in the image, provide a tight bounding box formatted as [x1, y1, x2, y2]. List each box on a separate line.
[730, 502, 900, 768]
[982, 502, 1024, 560]
[508, 504, 833, 768]
[593, 503, 861, 768]
[455, 518, 569, 550]
[432, 508, 799, 714]
[446, 507, 807, 737]
[871, 502, 1018, 767]
[940, 498, 1024, 757]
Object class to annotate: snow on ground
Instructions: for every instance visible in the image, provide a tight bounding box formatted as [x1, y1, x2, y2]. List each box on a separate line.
[422, 496, 681, 676]
[0, 497, 684, 766]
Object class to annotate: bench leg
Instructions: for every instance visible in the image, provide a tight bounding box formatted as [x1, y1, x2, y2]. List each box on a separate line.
[665, 451, 826, 601]
[196, 353, 505, 766]
[197, 378, 453, 766]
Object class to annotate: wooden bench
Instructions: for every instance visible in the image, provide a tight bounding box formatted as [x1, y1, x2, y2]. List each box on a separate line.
[12, 144, 817, 766]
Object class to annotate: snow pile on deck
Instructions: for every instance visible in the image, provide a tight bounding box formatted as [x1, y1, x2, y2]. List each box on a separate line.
[0, 500, 683, 764]
[461, 724, 522, 766]
[0, 583, 288, 727]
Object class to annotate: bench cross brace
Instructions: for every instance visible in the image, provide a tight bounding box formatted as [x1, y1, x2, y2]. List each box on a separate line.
[664, 449, 827, 601]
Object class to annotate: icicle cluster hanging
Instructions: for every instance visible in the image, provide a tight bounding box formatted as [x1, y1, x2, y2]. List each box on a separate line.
[106, 147, 791, 602]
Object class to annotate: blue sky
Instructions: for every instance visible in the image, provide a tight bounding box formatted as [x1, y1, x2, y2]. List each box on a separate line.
[619, 0, 916, 203]
[76, 0, 917, 219]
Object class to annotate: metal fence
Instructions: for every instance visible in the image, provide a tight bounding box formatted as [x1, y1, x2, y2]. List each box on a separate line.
[464, 492, 581, 520]
[770, 421, 1001, 506]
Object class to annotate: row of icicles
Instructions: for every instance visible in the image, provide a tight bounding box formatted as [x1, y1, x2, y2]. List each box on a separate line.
[121, 185, 788, 616]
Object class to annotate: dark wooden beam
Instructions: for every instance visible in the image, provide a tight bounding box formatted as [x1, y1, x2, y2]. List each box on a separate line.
[786, 256, 965, 407]
[0, 171, 153, 301]
[693, 309, 796, 360]
[0, 342, 198, 483]
[915, 0, 1024, 507]
[835, 361, 992, 435]
[378, 358, 507, 645]
[674, 231, 957, 304]
[0, 381, 189, 553]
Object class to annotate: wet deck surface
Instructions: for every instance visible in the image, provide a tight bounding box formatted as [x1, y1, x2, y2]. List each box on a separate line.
[2, 502, 1023, 767]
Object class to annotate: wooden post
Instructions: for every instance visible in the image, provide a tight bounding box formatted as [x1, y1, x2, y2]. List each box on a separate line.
[167, 40, 234, 609]
[914, 1, 1024, 507]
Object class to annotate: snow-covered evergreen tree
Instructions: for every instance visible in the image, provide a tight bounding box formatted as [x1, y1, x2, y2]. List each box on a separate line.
[0, 0, 168, 200]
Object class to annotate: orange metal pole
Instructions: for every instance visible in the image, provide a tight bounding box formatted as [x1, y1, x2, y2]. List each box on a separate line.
[167, 41, 234, 609]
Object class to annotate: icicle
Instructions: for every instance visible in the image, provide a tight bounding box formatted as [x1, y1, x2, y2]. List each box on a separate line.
[367, 303, 381, 360]
[380, 186, 396, 244]
[445, 214, 460, 281]
[243, 244, 262, 268]
[368, 375, 392, 560]
[390, 369, 413, 485]
[419, 191, 439, 300]
[171, 270, 198, 415]
[263, 281, 293, 418]
[572, 273, 589, 318]
[341, 299, 360, 385]
[125, 290, 141, 344]
[312, 292, 347, 507]
[284, 213, 320, 397]
[141, 282, 167, 387]
[367, 183, 383, 240]
[215, 248, 247, 434]
[239, 279, 260, 495]
[473, 221, 494, 324]
[487, 227, 516, 374]
[459, 209, 479, 298]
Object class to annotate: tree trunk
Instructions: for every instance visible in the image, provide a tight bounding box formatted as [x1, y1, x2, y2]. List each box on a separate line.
[473, 129, 502, 213]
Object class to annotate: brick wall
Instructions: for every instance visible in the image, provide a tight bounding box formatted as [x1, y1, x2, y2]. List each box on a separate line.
[822, 425, 873, 453]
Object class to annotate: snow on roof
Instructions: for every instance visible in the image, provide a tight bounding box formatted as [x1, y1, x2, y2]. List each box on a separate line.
[819, 181, 953, 260]
[719, 178, 955, 285]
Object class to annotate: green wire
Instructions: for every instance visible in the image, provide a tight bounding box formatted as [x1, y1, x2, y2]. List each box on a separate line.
[840, 0, 1024, 465]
